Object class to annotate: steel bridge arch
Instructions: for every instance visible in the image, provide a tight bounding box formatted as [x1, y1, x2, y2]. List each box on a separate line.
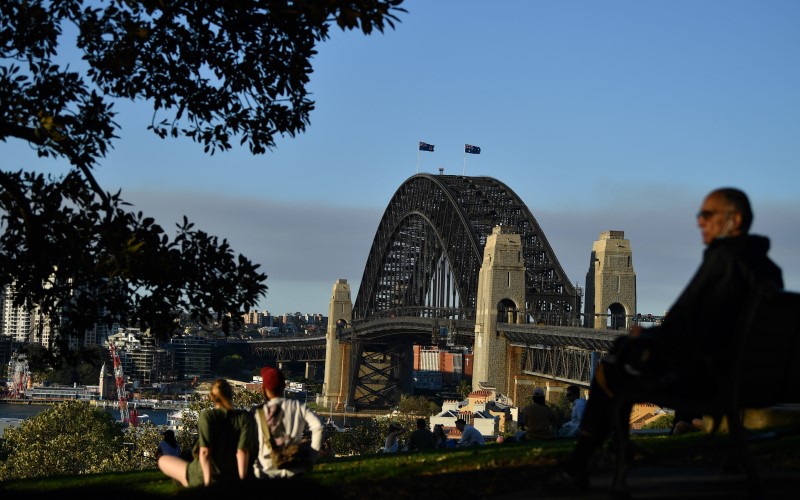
[343, 174, 584, 409]
[353, 174, 580, 324]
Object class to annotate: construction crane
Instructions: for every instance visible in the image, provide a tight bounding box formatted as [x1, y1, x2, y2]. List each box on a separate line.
[108, 340, 131, 425]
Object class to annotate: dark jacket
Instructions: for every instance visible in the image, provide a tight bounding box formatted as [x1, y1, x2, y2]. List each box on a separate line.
[642, 234, 783, 367]
[406, 427, 437, 451]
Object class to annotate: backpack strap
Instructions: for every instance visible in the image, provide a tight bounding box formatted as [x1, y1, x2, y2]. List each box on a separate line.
[257, 405, 274, 451]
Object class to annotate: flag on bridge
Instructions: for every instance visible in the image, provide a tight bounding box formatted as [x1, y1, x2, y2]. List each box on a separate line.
[417, 141, 435, 173]
[463, 144, 481, 175]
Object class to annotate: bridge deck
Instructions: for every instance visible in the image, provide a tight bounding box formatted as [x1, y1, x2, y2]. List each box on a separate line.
[501, 323, 621, 351]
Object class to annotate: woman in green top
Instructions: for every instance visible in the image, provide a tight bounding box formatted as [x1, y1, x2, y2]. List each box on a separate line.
[158, 378, 254, 487]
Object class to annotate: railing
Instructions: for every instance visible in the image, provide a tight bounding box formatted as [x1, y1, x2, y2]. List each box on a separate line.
[353, 307, 474, 325]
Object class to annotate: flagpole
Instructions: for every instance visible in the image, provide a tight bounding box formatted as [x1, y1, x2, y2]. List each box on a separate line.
[463, 151, 466, 176]
[417, 147, 420, 173]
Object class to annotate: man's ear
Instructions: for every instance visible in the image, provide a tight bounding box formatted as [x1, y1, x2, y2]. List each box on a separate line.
[731, 211, 744, 234]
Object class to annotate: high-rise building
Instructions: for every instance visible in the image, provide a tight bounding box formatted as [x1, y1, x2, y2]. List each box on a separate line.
[1, 283, 35, 343]
[1, 276, 121, 350]
[167, 335, 212, 381]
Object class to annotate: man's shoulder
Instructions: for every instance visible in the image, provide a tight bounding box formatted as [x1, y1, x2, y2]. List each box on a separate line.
[280, 398, 298, 408]
[409, 428, 427, 440]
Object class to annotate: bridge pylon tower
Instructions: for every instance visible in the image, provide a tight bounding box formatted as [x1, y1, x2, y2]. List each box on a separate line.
[584, 230, 637, 330]
[472, 226, 527, 396]
[322, 279, 353, 411]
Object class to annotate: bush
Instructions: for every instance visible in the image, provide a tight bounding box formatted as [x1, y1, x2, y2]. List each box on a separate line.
[326, 418, 387, 457]
[641, 413, 674, 430]
[0, 401, 127, 480]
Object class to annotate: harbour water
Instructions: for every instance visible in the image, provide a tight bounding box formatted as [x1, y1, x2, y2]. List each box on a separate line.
[1, 402, 378, 435]
[0, 402, 174, 434]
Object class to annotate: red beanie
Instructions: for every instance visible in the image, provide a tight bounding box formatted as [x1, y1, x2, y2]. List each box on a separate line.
[261, 366, 285, 392]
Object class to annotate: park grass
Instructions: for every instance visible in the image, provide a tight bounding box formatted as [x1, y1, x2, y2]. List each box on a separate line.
[1, 430, 799, 499]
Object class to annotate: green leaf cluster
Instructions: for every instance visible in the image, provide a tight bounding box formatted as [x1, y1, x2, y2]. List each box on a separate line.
[641, 413, 674, 430]
[0, 1, 407, 349]
[0, 401, 125, 480]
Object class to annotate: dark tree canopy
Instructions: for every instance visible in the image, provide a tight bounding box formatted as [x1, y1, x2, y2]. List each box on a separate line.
[0, 1, 406, 347]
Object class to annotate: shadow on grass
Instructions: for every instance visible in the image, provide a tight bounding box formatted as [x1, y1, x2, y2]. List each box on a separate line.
[2, 431, 799, 500]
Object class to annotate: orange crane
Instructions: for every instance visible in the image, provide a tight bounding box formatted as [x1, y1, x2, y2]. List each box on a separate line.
[108, 340, 131, 425]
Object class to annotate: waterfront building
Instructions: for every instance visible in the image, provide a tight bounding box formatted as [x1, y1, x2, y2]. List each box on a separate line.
[429, 389, 501, 440]
[24, 383, 101, 403]
[413, 345, 471, 390]
[167, 335, 212, 381]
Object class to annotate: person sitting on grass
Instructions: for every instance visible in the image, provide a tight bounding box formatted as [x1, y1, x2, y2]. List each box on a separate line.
[519, 388, 558, 441]
[158, 378, 253, 487]
[556, 385, 587, 438]
[382, 421, 408, 453]
[455, 418, 485, 447]
[406, 417, 437, 451]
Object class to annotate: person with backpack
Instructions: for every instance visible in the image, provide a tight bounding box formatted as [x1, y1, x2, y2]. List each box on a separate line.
[251, 366, 324, 478]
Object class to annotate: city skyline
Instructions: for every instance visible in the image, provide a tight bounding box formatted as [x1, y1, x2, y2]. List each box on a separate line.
[4, 1, 798, 317]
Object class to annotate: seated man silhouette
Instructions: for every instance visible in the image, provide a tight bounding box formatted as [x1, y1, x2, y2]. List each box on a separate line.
[548, 187, 784, 491]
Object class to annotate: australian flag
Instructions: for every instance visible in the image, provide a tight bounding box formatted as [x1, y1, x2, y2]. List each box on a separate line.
[419, 141, 434, 152]
[465, 144, 481, 154]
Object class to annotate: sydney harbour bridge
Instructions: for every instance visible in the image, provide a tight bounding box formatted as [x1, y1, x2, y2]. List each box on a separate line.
[246, 174, 624, 410]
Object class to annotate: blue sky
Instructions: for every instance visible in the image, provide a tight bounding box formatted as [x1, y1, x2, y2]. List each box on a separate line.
[6, 0, 800, 318]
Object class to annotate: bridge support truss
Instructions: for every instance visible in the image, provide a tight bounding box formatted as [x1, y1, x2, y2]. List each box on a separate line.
[345, 341, 415, 409]
[519, 345, 603, 386]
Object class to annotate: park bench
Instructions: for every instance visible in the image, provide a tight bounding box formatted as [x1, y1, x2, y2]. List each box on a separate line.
[609, 286, 800, 499]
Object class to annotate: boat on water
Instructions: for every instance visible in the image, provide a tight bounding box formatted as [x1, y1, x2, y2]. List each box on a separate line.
[166, 408, 198, 431]
[0, 417, 24, 434]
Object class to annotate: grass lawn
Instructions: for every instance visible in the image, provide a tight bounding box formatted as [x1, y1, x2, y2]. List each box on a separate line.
[1, 430, 799, 499]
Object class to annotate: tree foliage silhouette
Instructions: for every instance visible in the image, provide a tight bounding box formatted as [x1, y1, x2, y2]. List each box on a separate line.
[0, 1, 406, 349]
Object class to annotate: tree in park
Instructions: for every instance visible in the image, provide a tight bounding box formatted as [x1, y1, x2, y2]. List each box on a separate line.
[0, 1, 407, 350]
[0, 400, 127, 480]
[396, 393, 439, 417]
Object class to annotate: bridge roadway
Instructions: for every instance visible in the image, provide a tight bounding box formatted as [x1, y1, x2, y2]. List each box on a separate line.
[501, 323, 621, 386]
[248, 334, 327, 362]
[501, 322, 620, 351]
[248, 319, 620, 352]
[245, 319, 623, 386]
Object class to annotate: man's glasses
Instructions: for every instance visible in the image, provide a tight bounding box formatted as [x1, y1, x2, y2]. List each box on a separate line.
[696, 210, 732, 220]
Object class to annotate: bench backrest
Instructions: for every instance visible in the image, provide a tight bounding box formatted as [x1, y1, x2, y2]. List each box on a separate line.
[735, 288, 800, 407]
